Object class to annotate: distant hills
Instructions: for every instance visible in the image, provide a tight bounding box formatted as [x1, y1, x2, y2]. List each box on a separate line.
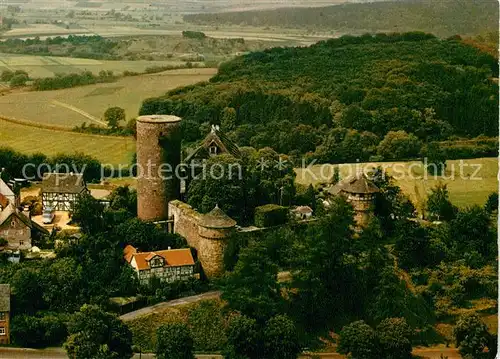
[184, 0, 498, 38]
[140, 33, 498, 161]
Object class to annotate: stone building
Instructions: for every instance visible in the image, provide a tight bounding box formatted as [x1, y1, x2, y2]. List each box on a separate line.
[168, 201, 236, 278]
[326, 172, 379, 228]
[0, 203, 48, 250]
[0, 284, 10, 344]
[136, 115, 182, 222]
[41, 173, 89, 211]
[124, 245, 195, 286]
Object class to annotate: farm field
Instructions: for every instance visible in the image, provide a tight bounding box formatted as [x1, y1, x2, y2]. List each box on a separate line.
[0, 118, 135, 166]
[0, 53, 192, 78]
[295, 158, 499, 211]
[0, 67, 216, 127]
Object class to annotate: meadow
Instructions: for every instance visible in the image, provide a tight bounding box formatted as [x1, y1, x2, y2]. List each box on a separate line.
[0, 53, 192, 78]
[0, 118, 135, 166]
[0, 67, 216, 127]
[295, 158, 499, 211]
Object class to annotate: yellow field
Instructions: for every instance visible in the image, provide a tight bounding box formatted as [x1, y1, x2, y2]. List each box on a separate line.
[0, 68, 216, 128]
[0, 53, 190, 78]
[295, 158, 499, 210]
[0, 118, 135, 166]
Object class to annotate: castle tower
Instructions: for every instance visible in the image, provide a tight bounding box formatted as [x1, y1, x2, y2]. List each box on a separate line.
[197, 205, 236, 277]
[136, 115, 182, 221]
[327, 172, 379, 228]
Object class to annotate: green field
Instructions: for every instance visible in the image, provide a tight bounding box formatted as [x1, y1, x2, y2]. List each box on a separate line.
[0, 53, 191, 78]
[295, 158, 499, 211]
[0, 67, 216, 127]
[0, 118, 135, 166]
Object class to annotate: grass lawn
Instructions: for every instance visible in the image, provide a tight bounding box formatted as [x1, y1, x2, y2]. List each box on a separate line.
[295, 158, 499, 211]
[0, 68, 216, 128]
[0, 118, 135, 166]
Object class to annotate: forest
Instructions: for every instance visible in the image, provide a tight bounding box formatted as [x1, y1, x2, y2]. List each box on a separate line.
[184, 0, 498, 38]
[140, 32, 499, 164]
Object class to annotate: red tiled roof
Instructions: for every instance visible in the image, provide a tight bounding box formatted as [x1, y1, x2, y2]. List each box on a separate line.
[124, 245, 137, 263]
[124, 246, 195, 271]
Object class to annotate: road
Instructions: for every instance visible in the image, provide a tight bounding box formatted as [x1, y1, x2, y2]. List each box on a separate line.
[119, 291, 221, 321]
[0, 347, 222, 358]
[0, 347, 461, 359]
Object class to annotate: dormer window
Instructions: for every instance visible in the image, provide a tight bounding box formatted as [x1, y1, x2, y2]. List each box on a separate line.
[209, 145, 218, 156]
[150, 256, 164, 268]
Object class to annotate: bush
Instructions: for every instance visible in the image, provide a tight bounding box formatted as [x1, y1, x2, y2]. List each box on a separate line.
[156, 322, 195, 359]
[11, 313, 68, 348]
[187, 300, 227, 352]
[10, 73, 29, 87]
[254, 204, 288, 227]
[1, 69, 14, 82]
[182, 30, 206, 39]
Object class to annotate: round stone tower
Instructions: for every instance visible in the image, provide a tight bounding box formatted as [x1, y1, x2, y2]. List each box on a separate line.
[136, 115, 182, 222]
[197, 205, 236, 278]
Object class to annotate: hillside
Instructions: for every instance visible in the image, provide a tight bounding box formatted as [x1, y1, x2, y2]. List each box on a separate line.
[184, 0, 499, 38]
[140, 33, 498, 162]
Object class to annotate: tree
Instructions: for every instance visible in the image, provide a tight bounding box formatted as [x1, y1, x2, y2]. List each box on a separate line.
[291, 196, 361, 331]
[10, 73, 28, 87]
[224, 314, 261, 359]
[64, 304, 133, 359]
[155, 322, 195, 359]
[104, 107, 126, 130]
[337, 320, 379, 359]
[425, 183, 457, 221]
[453, 313, 494, 359]
[1, 69, 14, 82]
[484, 192, 498, 214]
[377, 131, 422, 160]
[450, 205, 495, 260]
[423, 142, 447, 175]
[221, 107, 237, 132]
[394, 220, 434, 269]
[222, 241, 282, 323]
[376, 318, 413, 359]
[263, 315, 301, 359]
[371, 167, 415, 234]
[72, 193, 105, 235]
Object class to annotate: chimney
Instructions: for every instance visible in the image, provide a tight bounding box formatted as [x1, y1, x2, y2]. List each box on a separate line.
[23, 205, 31, 219]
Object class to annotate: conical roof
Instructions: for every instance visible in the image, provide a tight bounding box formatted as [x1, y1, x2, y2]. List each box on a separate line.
[199, 205, 237, 229]
[328, 172, 379, 195]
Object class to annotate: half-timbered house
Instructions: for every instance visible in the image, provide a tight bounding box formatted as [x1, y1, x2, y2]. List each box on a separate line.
[124, 245, 196, 285]
[41, 173, 89, 212]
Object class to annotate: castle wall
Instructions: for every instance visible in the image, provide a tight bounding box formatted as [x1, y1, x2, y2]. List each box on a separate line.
[168, 201, 230, 278]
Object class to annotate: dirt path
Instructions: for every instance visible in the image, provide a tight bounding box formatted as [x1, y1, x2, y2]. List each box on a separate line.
[51, 100, 107, 126]
[119, 291, 222, 321]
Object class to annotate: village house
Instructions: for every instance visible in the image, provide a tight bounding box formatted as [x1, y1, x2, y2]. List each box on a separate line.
[41, 173, 89, 212]
[0, 284, 10, 344]
[0, 203, 49, 251]
[292, 206, 314, 220]
[124, 245, 196, 285]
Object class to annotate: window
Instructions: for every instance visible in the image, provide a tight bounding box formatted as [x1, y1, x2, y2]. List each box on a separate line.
[209, 145, 218, 155]
[0, 327, 5, 335]
[150, 257, 163, 268]
[19, 240, 24, 246]
[0, 313, 6, 321]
